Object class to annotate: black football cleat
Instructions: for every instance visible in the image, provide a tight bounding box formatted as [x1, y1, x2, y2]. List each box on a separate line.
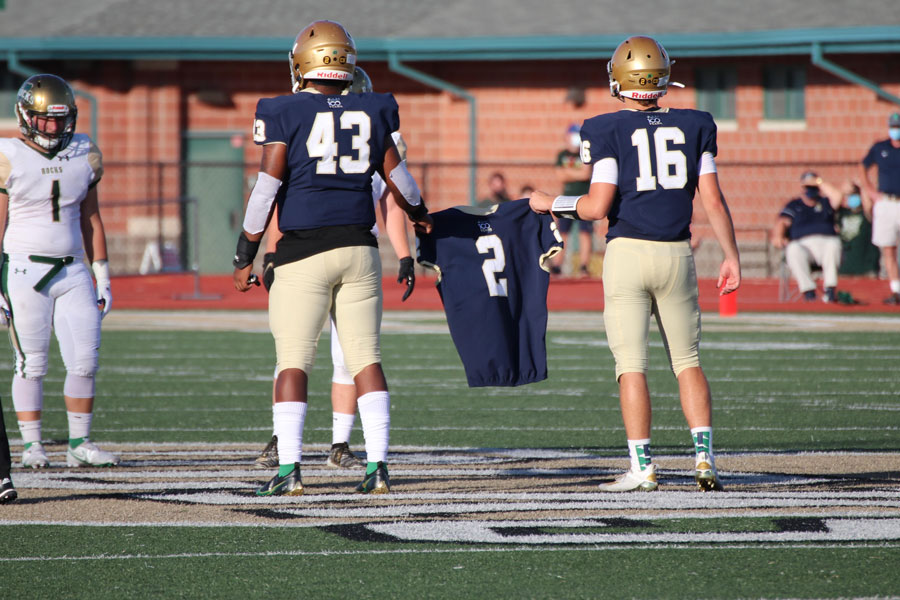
[327, 442, 366, 469]
[254, 435, 279, 469]
[356, 462, 390, 494]
[256, 463, 303, 496]
[0, 477, 17, 504]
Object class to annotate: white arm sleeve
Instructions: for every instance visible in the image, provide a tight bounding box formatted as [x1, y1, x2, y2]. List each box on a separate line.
[590, 158, 619, 185]
[699, 152, 717, 176]
[242, 171, 282, 234]
[388, 159, 422, 206]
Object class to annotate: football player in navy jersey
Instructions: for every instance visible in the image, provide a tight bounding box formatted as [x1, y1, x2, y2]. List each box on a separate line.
[232, 20, 431, 496]
[530, 36, 740, 492]
[253, 66, 418, 473]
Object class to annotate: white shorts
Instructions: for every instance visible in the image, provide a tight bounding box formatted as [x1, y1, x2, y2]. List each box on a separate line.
[2, 254, 101, 379]
[871, 196, 900, 248]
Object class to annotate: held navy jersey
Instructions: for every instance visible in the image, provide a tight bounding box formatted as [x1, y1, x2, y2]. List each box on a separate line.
[253, 90, 400, 232]
[416, 199, 562, 387]
[581, 108, 717, 242]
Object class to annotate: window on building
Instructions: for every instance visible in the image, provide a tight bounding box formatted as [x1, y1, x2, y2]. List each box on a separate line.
[695, 67, 737, 121]
[763, 65, 806, 121]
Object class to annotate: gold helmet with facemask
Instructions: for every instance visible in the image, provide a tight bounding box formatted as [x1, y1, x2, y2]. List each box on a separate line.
[289, 20, 357, 93]
[607, 36, 678, 101]
[14, 74, 78, 151]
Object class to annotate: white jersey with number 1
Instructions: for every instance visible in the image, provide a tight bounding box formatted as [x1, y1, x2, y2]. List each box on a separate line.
[0, 133, 103, 258]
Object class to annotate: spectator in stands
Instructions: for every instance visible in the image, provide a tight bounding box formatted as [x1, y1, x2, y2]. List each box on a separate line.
[834, 181, 880, 278]
[478, 171, 512, 207]
[550, 124, 593, 277]
[860, 112, 900, 304]
[771, 171, 843, 302]
[519, 183, 535, 198]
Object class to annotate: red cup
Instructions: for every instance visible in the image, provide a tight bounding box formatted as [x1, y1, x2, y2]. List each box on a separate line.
[719, 291, 738, 317]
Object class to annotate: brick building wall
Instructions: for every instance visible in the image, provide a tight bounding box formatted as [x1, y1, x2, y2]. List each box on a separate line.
[2, 53, 898, 276]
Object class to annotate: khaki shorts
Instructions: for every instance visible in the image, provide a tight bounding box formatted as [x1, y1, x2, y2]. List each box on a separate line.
[602, 237, 701, 379]
[269, 245, 382, 377]
[872, 196, 900, 248]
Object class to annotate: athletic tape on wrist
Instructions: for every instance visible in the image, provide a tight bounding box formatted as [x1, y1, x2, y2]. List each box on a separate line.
[551, 195, 581, 220]
[91, 260, 110, 284]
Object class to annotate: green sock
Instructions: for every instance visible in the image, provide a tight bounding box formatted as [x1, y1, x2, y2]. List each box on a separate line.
[278, 463, 296, 477]
[366, 462, 381, 475]
[24, 441, 36, 450]
[69, 437, 85, 449]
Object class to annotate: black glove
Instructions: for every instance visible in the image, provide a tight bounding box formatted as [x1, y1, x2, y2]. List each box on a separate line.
[262, 252, 276, 292]
[398, 256, 415, 301]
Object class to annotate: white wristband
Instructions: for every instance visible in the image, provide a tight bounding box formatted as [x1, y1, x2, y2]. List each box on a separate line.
[92, 259, 110, 284]
[551, 195, 581, 220]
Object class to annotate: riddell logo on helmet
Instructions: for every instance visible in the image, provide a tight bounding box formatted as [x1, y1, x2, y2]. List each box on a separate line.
[628, 91, 664, 99]
[310, 70, 351, 80]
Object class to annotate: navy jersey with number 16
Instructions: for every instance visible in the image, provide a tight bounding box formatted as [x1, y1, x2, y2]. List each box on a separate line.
[417, 199, 562, 387]
[580, 108, 717, 242]
[252, 91, 399, 232]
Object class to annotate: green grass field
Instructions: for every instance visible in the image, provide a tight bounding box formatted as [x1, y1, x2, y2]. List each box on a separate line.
[1, 312, 899, 599]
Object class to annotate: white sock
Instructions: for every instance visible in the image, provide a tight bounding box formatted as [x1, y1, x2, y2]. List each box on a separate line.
[273, 402, 306, 466]
[67, 411, 93, 441]
[358, 391, 390, 464]
[18, 419, 42, 446]
[627, 438, 652, 472]
[691, 427, 714, 457]
[891, 280, 900, 295]
[332, 412, 355, 445]
[271, 404, 277, 437]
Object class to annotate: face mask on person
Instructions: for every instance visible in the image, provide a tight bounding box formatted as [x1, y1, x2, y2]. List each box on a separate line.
[847, 194, 862, 209]
[804, 186, 820, 199]
[890, 128, 900, 141]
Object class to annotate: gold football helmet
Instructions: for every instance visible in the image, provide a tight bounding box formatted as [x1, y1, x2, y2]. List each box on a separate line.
[14, 74, 78, 151]
[289, 20, 356, 93]
[349, 66, 373, 94]
[607, 36, 674, 101]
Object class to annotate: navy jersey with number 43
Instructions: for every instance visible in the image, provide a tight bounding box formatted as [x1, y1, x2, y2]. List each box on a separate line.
[580, 108, 717, 242]
[252, 91, 399, 232]
[417, 199, 562, 387]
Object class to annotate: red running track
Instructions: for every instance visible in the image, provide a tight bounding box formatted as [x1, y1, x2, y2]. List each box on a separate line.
[112, 273, 899, 314]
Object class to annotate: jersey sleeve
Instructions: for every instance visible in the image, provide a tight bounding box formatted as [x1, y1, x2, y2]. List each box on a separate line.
[862, 144, 879, 167]
[88, 139, 104, 186]
[779, 200, 798, 221]
[697, 111, 718, 157]
[252, 98, 287, 146]
[382, 94, 401, 134]
[580, 116, 617, 165]
[0, 150, 11, 191]
[536, 213, 564, 270]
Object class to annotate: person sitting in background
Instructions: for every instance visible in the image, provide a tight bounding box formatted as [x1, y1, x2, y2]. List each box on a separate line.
[771, 171, 842, 302]
[550, 124, 593, 277]
[478, 171, 512, 207]
[834, 181, 880, 278]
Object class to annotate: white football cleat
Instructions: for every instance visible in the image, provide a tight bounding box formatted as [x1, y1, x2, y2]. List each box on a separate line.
[67, 440, 120, 467]
[598, 464, 658, 492]
[22, 442, 49, 468]
[695, 451, 724, 491]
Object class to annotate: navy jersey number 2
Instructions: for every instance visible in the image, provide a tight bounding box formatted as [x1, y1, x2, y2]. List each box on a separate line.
[417, 199, 562, 387]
